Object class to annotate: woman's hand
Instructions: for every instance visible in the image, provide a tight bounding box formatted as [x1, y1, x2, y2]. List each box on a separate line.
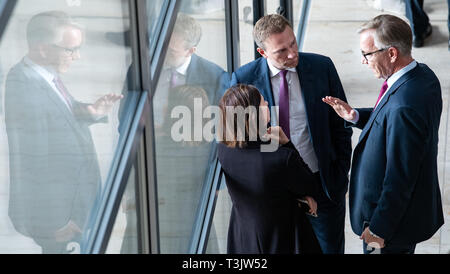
[302, 196, 318, 217]
[264, 126, 289, 145]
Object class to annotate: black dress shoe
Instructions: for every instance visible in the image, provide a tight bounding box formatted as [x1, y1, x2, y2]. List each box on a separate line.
[413, 24, 432, 48]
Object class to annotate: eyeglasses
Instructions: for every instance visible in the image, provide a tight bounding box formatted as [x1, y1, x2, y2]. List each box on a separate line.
[52, 44, 81, 57]
[361, 47, 390, 62]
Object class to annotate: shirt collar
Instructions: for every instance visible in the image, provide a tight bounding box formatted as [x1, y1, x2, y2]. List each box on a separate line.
[23, 56, 58, 83]
[175, 55, 192, 76]
[267, 58, 296, 78]
[387, 60, 417, 88]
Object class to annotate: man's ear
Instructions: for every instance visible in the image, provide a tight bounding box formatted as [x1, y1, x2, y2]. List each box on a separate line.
[187, 46, 197, 57]
[257, 48, 267, 58]
[38, 45, 48, 59]
[388, 47, 399, 63]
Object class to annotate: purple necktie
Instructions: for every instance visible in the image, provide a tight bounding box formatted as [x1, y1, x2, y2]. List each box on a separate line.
[170, 69, 178, 89]
[374, 80, 388, 110]
[53, 77, 73, 110]
[279, 70, 290, 138]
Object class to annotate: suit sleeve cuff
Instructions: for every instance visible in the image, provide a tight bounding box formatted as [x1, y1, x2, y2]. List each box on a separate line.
[345, 109, 359, 124]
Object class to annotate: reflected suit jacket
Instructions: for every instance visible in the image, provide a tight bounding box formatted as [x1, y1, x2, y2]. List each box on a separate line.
[185, 54, 230, 104]
[5, 59, 101, 239]
[118, 53, 230, 134]
[230, 53, 353, 203]
[348, 63, 444, 245]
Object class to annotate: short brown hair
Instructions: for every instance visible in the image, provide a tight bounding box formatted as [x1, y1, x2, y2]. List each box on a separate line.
[358, 14, 412, 57]
[253, 14, 292, 50]
[218, 84, 263, 148]
[173, 13, 202, 50]
[27, 10, 82, 48]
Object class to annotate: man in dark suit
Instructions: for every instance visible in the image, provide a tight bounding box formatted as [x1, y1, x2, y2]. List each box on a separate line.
[323, 14, 444, 254]
[230, 14, 353, 254]
[5, 11, 122, 253]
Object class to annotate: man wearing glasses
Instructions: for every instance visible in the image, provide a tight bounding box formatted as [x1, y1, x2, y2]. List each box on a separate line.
[323, 14, 444, 254]
[5, 11, 122, 253]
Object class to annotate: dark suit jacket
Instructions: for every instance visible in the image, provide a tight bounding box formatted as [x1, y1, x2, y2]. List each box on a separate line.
[218, 141, 320, 254]
[230, 53, 353, 203]
[5, 59, 101, 239]
[349, 63, 444, 245]
[186, 54, 230, 104]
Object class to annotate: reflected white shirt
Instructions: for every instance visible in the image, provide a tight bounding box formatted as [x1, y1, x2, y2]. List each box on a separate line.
[267, 59, 319, 172]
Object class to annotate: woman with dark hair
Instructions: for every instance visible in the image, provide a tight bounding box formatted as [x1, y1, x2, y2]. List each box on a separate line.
[218, 84, 321, 254]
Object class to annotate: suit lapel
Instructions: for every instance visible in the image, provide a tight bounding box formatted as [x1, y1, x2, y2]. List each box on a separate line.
[296, 56, 315, 133]
[22, 62, 91, 142]
[258, 58, 275, 108]
[185, 54, 198, 84]
[357, 65, 419, 144]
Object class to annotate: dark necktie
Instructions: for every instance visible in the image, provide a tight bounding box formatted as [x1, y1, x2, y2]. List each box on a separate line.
[170, 69, 178, 89]
[53, 77, 73, 110]
[374, 80, 388, 110]
[279, 70, 290, 138]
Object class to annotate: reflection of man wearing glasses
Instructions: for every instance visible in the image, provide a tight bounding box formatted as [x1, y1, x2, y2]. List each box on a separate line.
[5, 11, 121, 253]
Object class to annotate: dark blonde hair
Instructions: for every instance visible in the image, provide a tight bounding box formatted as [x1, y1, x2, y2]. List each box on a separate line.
[253, 14, 292, 50]
[173, 13, 202, 50]
[219, 84, 264, 148]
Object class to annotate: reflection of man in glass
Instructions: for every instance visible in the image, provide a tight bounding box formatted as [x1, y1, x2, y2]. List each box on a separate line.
[153, 13, 229, 128]
[5, 11, 121, 253]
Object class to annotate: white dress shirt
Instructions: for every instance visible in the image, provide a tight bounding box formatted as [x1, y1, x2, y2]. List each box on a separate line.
[23, 56, 72, 111]
[349, 60, 418, 124]
[267, 59, 319, 172]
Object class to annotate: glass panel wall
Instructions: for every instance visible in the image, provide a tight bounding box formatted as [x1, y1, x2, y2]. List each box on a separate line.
[238, 0, 255, 66]
[152, 0, 230, 253]
[265, 0, 281, 15]
[205, 177, 230, 254]
[292, 0, 304, 38]
[148, 0, 168, 58]
[0, 0, 134, 254]
[105, 161, 139, 254]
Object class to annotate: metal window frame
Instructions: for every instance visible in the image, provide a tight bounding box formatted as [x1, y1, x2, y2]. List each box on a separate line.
[197, 160, 224, 254]
[84, 0, 181, 254]
[143, 0, 181, 254]
[148, 1, 170, 67]
[225, 0, 240, 72]
[279, 0, 294, 25]
[296, 0, 311, 52]
[253, 0, 266, 59]
[0, 0, 16, 39]
[188, 144, 219, 254]
[149, 1, 179, 97]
